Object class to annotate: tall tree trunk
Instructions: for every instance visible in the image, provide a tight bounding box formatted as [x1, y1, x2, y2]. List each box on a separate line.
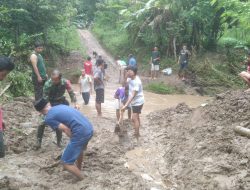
[173, 36, 177, 60]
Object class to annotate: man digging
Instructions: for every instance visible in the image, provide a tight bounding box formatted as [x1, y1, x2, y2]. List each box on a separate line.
[34, 98, 93, 180]
[35, 70, 78, 149]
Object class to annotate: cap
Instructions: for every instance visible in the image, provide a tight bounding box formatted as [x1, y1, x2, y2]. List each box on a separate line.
[34, 98, 48, 112]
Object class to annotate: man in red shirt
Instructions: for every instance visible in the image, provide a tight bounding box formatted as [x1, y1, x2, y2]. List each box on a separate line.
[84, 56, 93, 76]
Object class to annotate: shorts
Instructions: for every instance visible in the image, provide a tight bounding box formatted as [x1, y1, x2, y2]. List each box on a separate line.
[132, 104, 143, 114]
[61, 131, 93, 164]
[95, 88, 104, 103]
[151, 64, 160, 71]
[180, 61, 188, 70]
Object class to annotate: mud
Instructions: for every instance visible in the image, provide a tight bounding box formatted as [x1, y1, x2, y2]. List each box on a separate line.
[2, 97, 39, 154]
[1, 30, 248, 190]
[146, 90, 250, 189]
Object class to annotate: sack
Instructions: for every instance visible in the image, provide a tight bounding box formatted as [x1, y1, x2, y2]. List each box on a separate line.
[162, 68, 172, 76]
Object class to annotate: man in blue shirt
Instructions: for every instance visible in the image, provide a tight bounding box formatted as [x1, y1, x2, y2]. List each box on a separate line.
[34, 98, 93, 180]
[128, 54, 137, 68]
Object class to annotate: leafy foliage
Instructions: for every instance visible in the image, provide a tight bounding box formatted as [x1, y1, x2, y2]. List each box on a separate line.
[7, 70, 33, 97]
[0, 0, 80, 98]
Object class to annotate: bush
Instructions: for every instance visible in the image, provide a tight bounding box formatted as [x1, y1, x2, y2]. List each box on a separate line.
[7, 70, 33, 97]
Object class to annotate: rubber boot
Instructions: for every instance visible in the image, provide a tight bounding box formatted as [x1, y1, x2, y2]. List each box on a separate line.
[0, 131, 5, 158]
[35, 124, 46, 150]
[56, 129, 62, 148]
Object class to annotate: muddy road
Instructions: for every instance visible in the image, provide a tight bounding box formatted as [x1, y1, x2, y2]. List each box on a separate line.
[0, 30, 219, 190]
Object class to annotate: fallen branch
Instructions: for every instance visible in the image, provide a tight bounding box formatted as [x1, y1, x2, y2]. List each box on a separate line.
[234, 126, 250, 138]
[0, 82, 12, 97]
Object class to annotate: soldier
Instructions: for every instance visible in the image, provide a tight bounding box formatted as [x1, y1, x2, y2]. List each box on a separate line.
[35, 69, 78, 149]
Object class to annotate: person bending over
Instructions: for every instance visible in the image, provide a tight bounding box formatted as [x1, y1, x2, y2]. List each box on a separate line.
[34, 98, 93, 180]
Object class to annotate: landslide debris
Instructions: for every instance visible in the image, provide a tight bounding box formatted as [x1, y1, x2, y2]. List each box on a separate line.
[2, 97, 40, 154]
[147, 90, 250, 190]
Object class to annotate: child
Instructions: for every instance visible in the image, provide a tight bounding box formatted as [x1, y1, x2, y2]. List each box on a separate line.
[114, 85, 131, 132]
[79, 69, 92, 105]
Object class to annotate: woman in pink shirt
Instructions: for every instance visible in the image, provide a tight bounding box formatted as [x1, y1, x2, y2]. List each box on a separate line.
[0, 56, 15, 158]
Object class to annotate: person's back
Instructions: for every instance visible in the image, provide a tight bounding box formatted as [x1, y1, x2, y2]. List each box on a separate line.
[45, 105, 93, 138]
[114, 87, 128, 103]
[84, 57, 93, 75]
[93, 67, 104, 90]
[96, 56, 104, 66]
[128, 57, 137, 67]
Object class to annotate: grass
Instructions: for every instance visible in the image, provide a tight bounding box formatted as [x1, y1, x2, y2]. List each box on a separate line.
[48, 26, 86, 56]
[144, 82, 184, 94]
[92, 24, 130, 59]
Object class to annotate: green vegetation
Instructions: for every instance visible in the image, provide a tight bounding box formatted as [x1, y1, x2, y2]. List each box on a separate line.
[89, 0, 250, 94]
[1, 0, 250, 97]
[0, 0, 83, 98]
[145, 82, 184, 94]
[48, 26, 85, 54]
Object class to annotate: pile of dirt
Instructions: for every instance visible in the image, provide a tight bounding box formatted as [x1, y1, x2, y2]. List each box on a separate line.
[2, 97, 40, 154]
[147, 90, 250, 190]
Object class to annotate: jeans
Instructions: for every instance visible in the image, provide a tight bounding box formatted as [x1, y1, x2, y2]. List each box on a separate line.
[82, 92, 90, 105]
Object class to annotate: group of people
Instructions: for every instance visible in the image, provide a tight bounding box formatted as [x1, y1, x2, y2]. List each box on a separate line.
[4, 41, 237, 181]
[29, 42, 145, 180]
[116, 45, 191, 82]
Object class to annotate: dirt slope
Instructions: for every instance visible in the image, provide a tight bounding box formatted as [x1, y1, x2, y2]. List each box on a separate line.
[147, 90, 250, 189]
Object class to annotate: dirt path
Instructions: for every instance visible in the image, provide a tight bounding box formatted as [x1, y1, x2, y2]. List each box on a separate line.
[0, 30, 212, 190]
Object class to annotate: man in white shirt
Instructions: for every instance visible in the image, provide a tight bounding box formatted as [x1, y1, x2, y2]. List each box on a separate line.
[122, 66, 144, 139]
[79, 69, 92, 105]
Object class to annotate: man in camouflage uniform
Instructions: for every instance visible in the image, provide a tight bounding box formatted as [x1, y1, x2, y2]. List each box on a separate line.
[36, 70, 78, 149]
